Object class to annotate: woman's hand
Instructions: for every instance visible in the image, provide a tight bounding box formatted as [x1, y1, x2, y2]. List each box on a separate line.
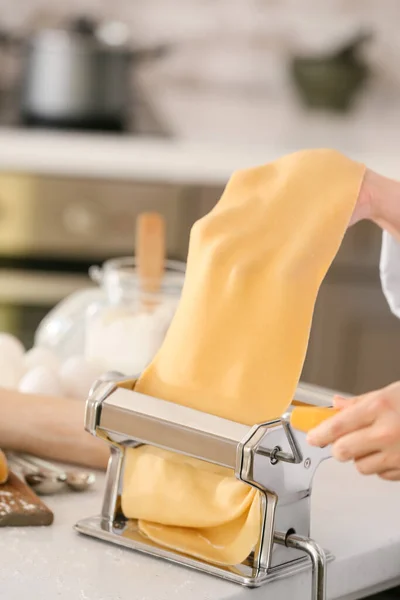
[307, 383, 400, 480]
[325, 165, 400, 480]
[352, 169, 400, 240]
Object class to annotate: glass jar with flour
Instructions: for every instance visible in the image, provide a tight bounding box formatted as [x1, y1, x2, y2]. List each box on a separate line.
[85, 257, 185, 375]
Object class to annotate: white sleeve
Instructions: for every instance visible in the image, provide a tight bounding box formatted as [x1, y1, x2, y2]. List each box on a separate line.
[380, 231, 400, 318]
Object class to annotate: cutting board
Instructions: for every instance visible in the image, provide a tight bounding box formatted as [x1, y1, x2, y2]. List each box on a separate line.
[0, 471, 53, 526]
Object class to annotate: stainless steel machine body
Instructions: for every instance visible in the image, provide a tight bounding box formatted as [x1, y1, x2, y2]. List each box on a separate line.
[76, 376, 338, 599]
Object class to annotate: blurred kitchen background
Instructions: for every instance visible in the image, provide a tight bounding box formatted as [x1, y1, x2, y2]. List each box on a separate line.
[0, 0, 399, 395]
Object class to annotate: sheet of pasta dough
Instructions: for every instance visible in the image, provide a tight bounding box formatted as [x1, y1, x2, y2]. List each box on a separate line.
[122, 149, 366, 565]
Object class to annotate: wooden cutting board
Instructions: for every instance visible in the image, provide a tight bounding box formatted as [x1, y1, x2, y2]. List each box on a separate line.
[0, 471, 53, 526]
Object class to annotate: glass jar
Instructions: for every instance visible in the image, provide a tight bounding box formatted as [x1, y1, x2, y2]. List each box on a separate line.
[85, 257, 185, 375]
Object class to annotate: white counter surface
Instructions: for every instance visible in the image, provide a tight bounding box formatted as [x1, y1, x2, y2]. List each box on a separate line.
[0, 460, 399, 600]
[1, 128, 400, 185]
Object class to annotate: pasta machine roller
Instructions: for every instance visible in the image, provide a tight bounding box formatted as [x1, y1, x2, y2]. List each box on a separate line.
[75, 375, 338, 600]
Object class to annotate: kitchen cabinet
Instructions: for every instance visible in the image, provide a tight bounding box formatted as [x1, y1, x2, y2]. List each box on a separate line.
[302, 277, 400, 394]
[302, 222, 400, 394]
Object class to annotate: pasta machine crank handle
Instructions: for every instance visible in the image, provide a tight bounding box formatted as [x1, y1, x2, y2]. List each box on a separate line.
[274, 531, 327, 600]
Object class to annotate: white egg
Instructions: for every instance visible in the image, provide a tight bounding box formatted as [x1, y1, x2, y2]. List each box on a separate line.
[59, 355, 105, 400]
[0, 333, 24, 382]
[0, 333, 25, 363]
[18, 365, 63, 397]
[0, 355, 22, 389]
[23, 346, 60, 374]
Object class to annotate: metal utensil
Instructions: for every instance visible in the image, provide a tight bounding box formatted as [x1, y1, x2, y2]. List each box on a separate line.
[19, 454, 96, 492]
[8, 454, 66, 496]
[24, 471, 67, 496]
[64, 471, 96, 492]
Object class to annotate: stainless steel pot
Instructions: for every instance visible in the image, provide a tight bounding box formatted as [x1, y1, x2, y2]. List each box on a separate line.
[19, 18, 165, 132]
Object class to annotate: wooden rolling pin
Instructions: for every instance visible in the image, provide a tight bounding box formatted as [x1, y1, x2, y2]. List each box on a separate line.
[0, 388, 109, 470]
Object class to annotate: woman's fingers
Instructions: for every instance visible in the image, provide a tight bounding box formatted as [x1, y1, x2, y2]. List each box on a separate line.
[307, 382, 400, 483]
[379, 469, 400, 481]
[332, 396, 348, 409]
[353, 449, 400, 475]
[332, 428, 385, 462]
[333, 395, 359, 410]
[307, 394, 376, 447]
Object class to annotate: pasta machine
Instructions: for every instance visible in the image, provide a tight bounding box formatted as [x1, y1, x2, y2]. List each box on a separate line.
[75, 373, 338, 600]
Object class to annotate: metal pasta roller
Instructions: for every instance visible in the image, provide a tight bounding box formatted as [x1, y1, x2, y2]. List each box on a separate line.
[75, 375, 338, 600]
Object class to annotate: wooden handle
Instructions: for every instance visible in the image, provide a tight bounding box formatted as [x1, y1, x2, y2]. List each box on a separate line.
[0, 389, 109, 470]
[136, 212, 165, 294]
[290, 406, 340, 433]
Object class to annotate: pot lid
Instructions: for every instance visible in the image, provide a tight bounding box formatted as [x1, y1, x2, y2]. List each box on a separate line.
[29, 16, 131, 53]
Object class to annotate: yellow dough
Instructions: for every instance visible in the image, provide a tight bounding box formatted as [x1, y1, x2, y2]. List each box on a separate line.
[122, 149, 366, 565]
[123, 445, 260, 565]
[0, 449, 8, 485]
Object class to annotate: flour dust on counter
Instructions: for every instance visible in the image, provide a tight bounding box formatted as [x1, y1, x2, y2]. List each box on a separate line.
[0, 472, 53, 526]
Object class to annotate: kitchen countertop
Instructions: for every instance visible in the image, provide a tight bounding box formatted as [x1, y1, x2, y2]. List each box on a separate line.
[0, 460, 399, 600]
[1, 128, 400, 185]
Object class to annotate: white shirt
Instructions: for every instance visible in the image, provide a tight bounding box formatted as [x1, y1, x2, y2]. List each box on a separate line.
[380, 231, 400, 318]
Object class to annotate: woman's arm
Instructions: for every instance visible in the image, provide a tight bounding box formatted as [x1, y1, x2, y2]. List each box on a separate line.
[308, 385, 400, 481]
[0, 388, 109, 470]
[352, 169, 400, 239]
[352, 169, 400, 316]
[308, 169, 400, 478]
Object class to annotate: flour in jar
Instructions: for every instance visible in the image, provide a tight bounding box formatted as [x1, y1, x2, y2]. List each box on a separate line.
[85, 299, 178, 375]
